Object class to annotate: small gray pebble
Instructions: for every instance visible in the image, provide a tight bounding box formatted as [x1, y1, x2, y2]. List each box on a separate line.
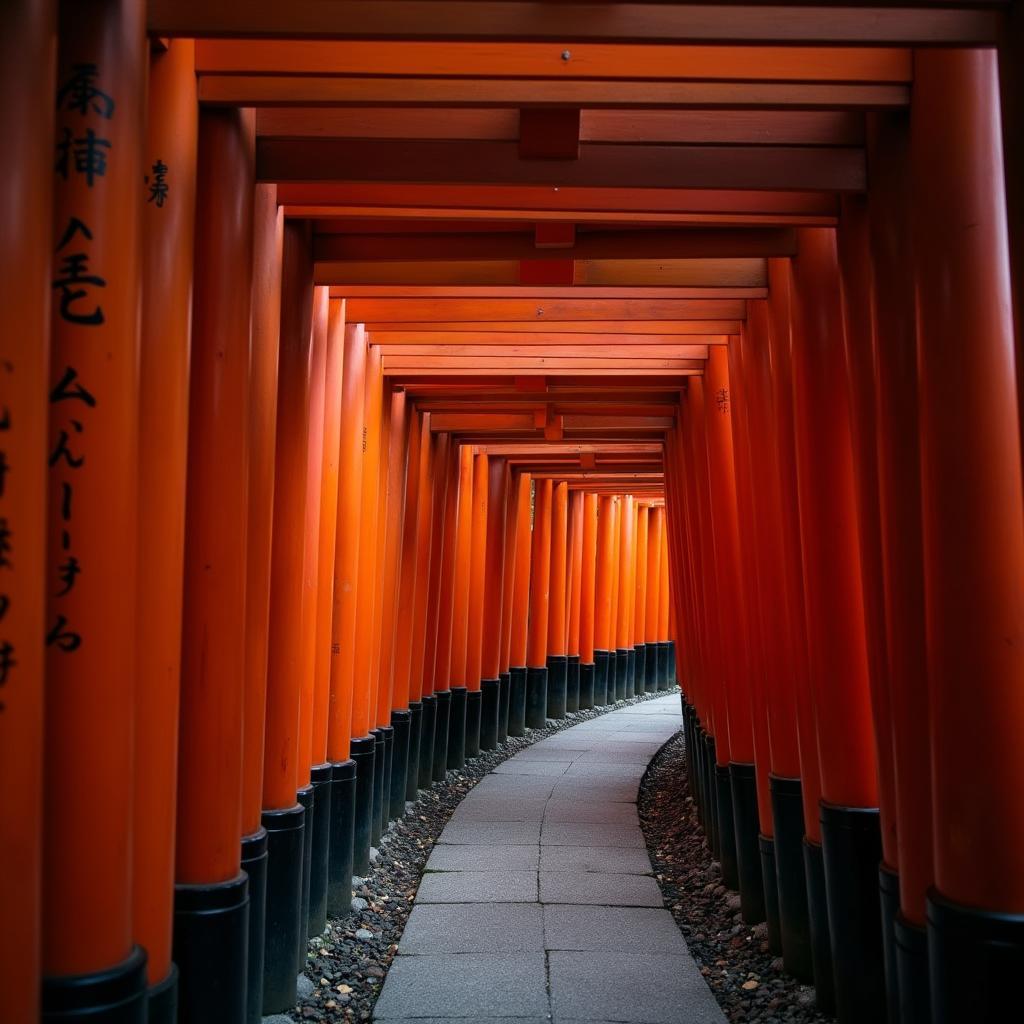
[355, 928, 374, 941]
[350, 895, 369, 912]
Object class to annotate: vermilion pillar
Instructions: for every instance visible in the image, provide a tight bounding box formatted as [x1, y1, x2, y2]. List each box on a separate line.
[241, 183, 281, 1023]
[260, 218, 313, 1013]
[565, 489, 584, 712]
[508, 471, 533, 733]
[607, 496, 623, 704]
[134, 38, 196, 1023]
[632, 504, 649, 693]
[613, 495, 634, 701]
[865, 110, 932, 1022]
[392, 411, 424, 800]
[414, 428, 445, 791]
[464, 451, 489, 755]
[790, 228, 881, 1018]
[645, 507, 664, 695]
[44, 0, 147, 1008]
[174, 105, 254, 1023]
[765, 258, 819, 985]
[578, 493, 599, 709]
[0, 5, 53, 1022]
[547, 480, 570, 718]
[352, 342, 384, 862]
[326, 322, 366, 914]
[526, 478, 553, 727]
[497, 461, 518, 736]
[309, 298, 345, 936]
[447, 444, 474, 766]
[911, 49, 1024, 1022]
[480, 456, 507, 748]
[592, 494, 615, 706]
[297, 288, 328, 946]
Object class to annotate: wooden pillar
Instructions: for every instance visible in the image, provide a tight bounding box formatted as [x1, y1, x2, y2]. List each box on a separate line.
[526, 478, 553, 727]
[133, 37, 197, 1018]
[480, 456, 507, 746]
[325, 321, 365, 912]
[578, 493, 598, 709]
[633, 504, 649, 692]
[259, 217, 313, 1013]
[0, 3, 54, 1021]
[507, 471, 533, 733]
[912, 48, 1024, 1021]
[496, 460, 517, 736]
[547, 480, 569, 718]
[174, 104, 254, 1022]
[565, 489, 584, 711]
[464, 451, 489, 755]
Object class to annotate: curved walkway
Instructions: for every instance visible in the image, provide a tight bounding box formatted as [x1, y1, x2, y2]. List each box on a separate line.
[373, 695, 727, 1024]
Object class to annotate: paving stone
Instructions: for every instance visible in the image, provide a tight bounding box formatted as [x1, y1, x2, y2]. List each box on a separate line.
[379, 1019, 548, 1024]
[548, 951, 726, 1024]
[563, 762, 647, 778]
[471, 774, 558, 799]
[509, 746, 589, 762]
[573, 747, 658, 764]
[539, 845, 653, 875]
[426, 843, 540, 872]
[373, 953, 549, 1019]
[544, 800, 639, 826]
[417, 869, 538, 903]
[549, 779, 640, 804]
[451, 797, 549, 822]
[541, 821, 645, 848]
[400, 903, 545, 954]
[539, 871, 663, 907]
[492, 760, 572, 776]
[543, 906, 688, 953]
[438, 820, 542, 845]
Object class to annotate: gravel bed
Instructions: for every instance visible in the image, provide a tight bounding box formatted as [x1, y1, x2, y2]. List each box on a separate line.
[638, 730, 830, 1024]
[285, 688, 676, 1023]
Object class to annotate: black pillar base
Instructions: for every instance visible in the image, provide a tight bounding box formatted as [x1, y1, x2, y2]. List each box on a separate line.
[419, 694, 438, 789]
[644, 645, 658, 693]
[369, 729, 385, 846]
[431, 690, 451, 782]
[327, 759, 356, 917]
[406, 703, 422, 801]
[175, 875, 249, 1022]
[703, 732, 719, 855]
[308, 765, 332, 938]
[879, 862, 901, 1024]
[296, 785, 315, 961]
[769, 775, 814, 982]
[730, 763, 766, 923]
[350, 735, 376, 876]
[508, 668, 527, 736]
[759, 834, 783, 955]
[820, 801, 885, 1022]
[525, 666, 548, 729]
[616, 649, 630, 701]
[635, 644, 650, 693]
[928, 889, 1024, 1024]
[497, 671, 511, 742]
[390, 710, 412, 819]
[547, 654, 568, 719]
[380, 724, 394, 827]
[896, 912, 931, 1024]
[447, 686, 468, 769]
[42, 945, 148, 1024]
[566, 654, 581, 712]
[667, 640, 677, 686]
[626, 648, 637, 697]
[480, 678, 500, 750]
[465, 688, 482, 758]
[803, 838, 837, 1016]
[657, 641, 670, 689]
[715, 763, 740, 890]
[146, 964, 178, 1024]
[241, 828, 267, 1024]
[593, 650, 610, 706]
[258, 802, 301, 1011]
[607, 651, 618, 703]
[578, 661, 595, 709]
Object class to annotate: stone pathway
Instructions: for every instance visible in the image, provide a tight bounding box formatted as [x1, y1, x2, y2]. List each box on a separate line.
[373, 695, 727, 1024]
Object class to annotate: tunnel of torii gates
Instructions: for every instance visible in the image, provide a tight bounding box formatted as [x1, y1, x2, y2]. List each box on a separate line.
[3, 2, 1024, 1024]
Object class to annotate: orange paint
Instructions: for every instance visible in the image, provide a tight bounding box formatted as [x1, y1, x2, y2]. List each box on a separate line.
[482, 456, 508, 679]
[392, 411, 424, 708]
[465, 452, 489, 688]
[579, 494, 599, 663]
[567, 490, 584, 657]
[527, 479, 553, 668]
[449, 445, 475, 686]
[509, 472, 533, 667]
[547, 481, 569, 657]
